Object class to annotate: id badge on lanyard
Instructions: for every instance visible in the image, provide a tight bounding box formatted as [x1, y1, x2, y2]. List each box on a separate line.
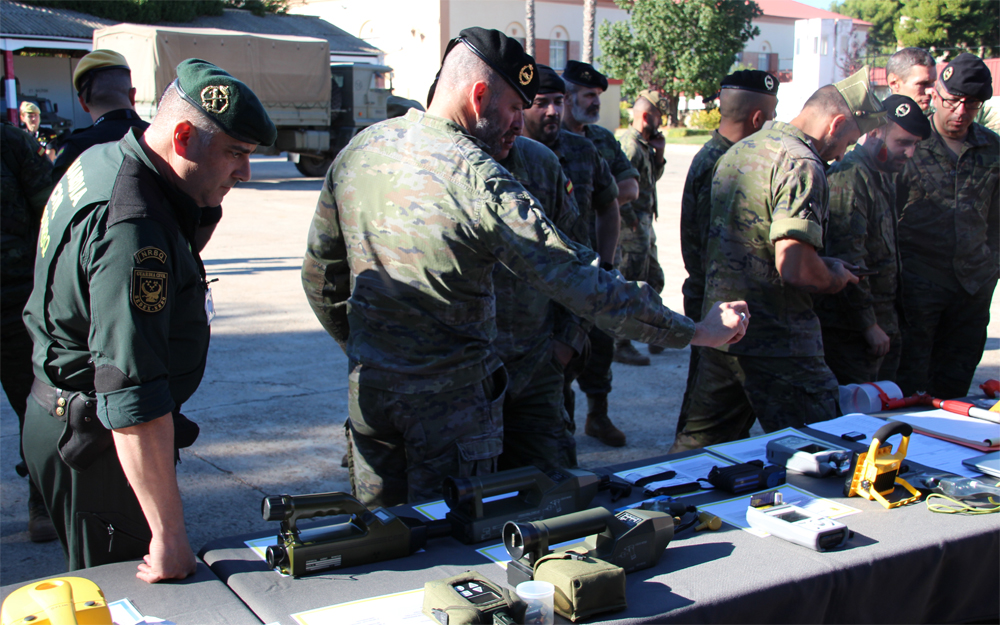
[205, 286, 216, 325]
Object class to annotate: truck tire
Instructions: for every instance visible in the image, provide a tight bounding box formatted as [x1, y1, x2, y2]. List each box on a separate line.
[295, 156, 333, 177]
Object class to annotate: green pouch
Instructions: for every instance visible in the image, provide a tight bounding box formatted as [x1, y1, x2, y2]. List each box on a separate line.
[533, 552, 627, 622]
[422, 571, 521, 625]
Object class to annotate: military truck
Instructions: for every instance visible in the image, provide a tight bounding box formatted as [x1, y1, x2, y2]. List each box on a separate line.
[92, 24, 393, 177]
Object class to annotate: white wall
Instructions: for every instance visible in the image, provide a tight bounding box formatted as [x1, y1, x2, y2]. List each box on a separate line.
[749, 18, 795, 71]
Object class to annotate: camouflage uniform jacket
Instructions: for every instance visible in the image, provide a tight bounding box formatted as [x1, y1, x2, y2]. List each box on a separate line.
[547, 129, 617, 251]
[617, 127, 664, 227]
[816, 146, 900, 334]
[897, 121, 999, 294]
[301, 109, 695, 395]
[582, 123, 639, 184]
[704, 120, 829, 357]
[493, 136, 587, 396]
[680, 130, 733, 305]
[1, 124, 53, 330]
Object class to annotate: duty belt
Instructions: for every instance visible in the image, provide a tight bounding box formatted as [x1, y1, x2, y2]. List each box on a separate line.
[30, 378, 111, 472]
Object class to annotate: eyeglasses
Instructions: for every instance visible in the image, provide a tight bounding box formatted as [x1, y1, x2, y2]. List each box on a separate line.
[934, 86, 984, 111]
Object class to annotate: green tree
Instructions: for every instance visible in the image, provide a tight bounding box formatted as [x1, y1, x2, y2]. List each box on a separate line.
[21, 0, 288, 23]
[895, 0, 999, 57]
[598, 0, 761, 126]
[829, 0, 902, 53]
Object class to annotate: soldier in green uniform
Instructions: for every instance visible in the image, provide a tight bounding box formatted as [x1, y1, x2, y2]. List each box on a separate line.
[1, 122, 56, 542]
[302, 28, 749, 507]
[886, 48, 937, 113]
[22, 59, 275, 580]
[676, 70, 778, 445]
[614, 91, 667, 366]
[560, 61, 639, 437]
[521, 65, 628, 447]
[670, 68, 884, 452]
[817, 95, 930, 384]
[895, 54, 998, 399]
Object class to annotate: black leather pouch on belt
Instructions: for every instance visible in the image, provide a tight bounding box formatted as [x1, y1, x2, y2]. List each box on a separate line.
[31, 379, 112, 472]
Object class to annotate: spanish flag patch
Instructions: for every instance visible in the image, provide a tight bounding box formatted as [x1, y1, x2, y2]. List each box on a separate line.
[565, 179, 573, 195]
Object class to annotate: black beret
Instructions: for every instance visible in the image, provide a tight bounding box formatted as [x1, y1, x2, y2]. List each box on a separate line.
[174, 58, 276, 147]
[720, 69, 779, 96]
[536, 64, 565, 95]
[940, 52, 993, 102]
[882, 94, 931, 140]
[443, 27, 539, 105]
[562, 60, 608, 91]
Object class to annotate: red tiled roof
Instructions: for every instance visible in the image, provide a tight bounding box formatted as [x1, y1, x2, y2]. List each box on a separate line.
[871, 59, 1000, 97]
[754, 0, 872, 27]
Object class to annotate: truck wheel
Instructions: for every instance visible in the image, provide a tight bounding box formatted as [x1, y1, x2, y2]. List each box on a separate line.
[295, 156, 333, 177]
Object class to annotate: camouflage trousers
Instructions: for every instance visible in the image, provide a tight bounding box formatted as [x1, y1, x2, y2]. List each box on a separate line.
[670, 349, 839, 453]
[617, 212, 664, 292]
[500, 356, 577, 472]
[674, 294, 705, 440]
[573, 326, 614, 397]
[821, 326, 902, 386]
[347, 368, 506, 507]
[896, 270, 996, 399]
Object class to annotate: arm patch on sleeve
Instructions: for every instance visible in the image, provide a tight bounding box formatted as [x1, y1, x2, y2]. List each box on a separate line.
[131, 268, 168, 313]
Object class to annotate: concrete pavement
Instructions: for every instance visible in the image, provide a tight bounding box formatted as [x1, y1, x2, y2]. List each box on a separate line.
[2, 145, 997, 587]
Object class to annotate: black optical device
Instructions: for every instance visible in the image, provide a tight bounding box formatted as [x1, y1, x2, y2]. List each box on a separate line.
[502, 506, 674, 587]
[444, 466, 605, 543]
[707, 460, 785, 494]
[261, 491, 450, 577]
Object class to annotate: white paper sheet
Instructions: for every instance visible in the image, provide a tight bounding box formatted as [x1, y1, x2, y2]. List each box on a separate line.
[706, 427, 831, 464]
[613, 453, 734, 495]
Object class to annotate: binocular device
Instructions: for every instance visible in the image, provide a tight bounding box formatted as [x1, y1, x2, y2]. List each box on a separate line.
[502, 506, 674, 587]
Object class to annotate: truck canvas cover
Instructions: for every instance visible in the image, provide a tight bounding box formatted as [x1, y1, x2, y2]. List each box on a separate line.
[93, 24, 331, 127]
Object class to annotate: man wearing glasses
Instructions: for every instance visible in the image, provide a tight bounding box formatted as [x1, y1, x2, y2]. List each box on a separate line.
[896, 53, 998, 399]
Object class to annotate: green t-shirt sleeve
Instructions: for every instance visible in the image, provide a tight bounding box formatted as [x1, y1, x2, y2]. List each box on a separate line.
[769, 159, 826, 249]
[88, 219, 176, 429]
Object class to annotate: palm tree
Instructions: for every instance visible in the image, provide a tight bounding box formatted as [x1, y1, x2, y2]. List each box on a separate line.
[525, 0, 535, 56]
[583, 0, 596, 63]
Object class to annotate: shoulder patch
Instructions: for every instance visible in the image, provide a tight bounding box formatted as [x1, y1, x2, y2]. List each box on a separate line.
[131, 268, 168, 313]
[134, 246, 167, 265]
[566, 179, 573, 195]
[780, 134, 821, 164]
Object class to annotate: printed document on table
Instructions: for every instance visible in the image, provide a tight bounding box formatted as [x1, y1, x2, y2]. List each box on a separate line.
[614, 453, 734, 494]
[706, 427, 830, 464]
[291, 588, 431, 625]
[697, 484, 861, 537]
[413, 492, 518, 521]
[807, 413, 980, 477]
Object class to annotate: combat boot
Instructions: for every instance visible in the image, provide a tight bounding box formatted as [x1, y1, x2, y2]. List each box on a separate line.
[648, 344, 665, 355]
[613, 340, 650, 366]
[585, 394, 626, 447]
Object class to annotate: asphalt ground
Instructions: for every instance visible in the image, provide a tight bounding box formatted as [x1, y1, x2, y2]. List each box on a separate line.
[2, 144, 998, 586]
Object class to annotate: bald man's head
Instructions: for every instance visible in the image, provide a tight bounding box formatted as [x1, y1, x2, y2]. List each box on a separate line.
[631, 96, 662, 136]
[719, 88, 777, 125]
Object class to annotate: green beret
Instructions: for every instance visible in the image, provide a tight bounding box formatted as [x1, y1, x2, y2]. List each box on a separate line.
[174, 58, 276, 147]
[443, 28, 539, 105]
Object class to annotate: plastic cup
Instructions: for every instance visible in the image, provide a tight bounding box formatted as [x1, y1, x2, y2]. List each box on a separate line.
[516, 580, 555, 625]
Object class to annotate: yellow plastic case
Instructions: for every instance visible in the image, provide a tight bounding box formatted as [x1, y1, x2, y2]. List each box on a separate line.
[844, 421, 921, 509]
[1, 577, 111, 625]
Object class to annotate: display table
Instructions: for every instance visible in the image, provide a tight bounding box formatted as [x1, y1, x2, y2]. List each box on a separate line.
[199, 430, 1000, 625]
[0, 562, 262, 624]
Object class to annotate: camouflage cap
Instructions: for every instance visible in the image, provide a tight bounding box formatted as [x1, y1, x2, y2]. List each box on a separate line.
[882, 94, 931, 140]
[19, 101, 40, 115]
[174, 58, 276, 147]
[536, 64, 565, 95]
[442, 27, 539, 105]
[721, 69, 779, 96]
[562, 60, 609, 91]
[833, 66, 886, 134]
[940, 52, 992, 102]
[637, 89, 667, 114]
[73, 49, 130, 99]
